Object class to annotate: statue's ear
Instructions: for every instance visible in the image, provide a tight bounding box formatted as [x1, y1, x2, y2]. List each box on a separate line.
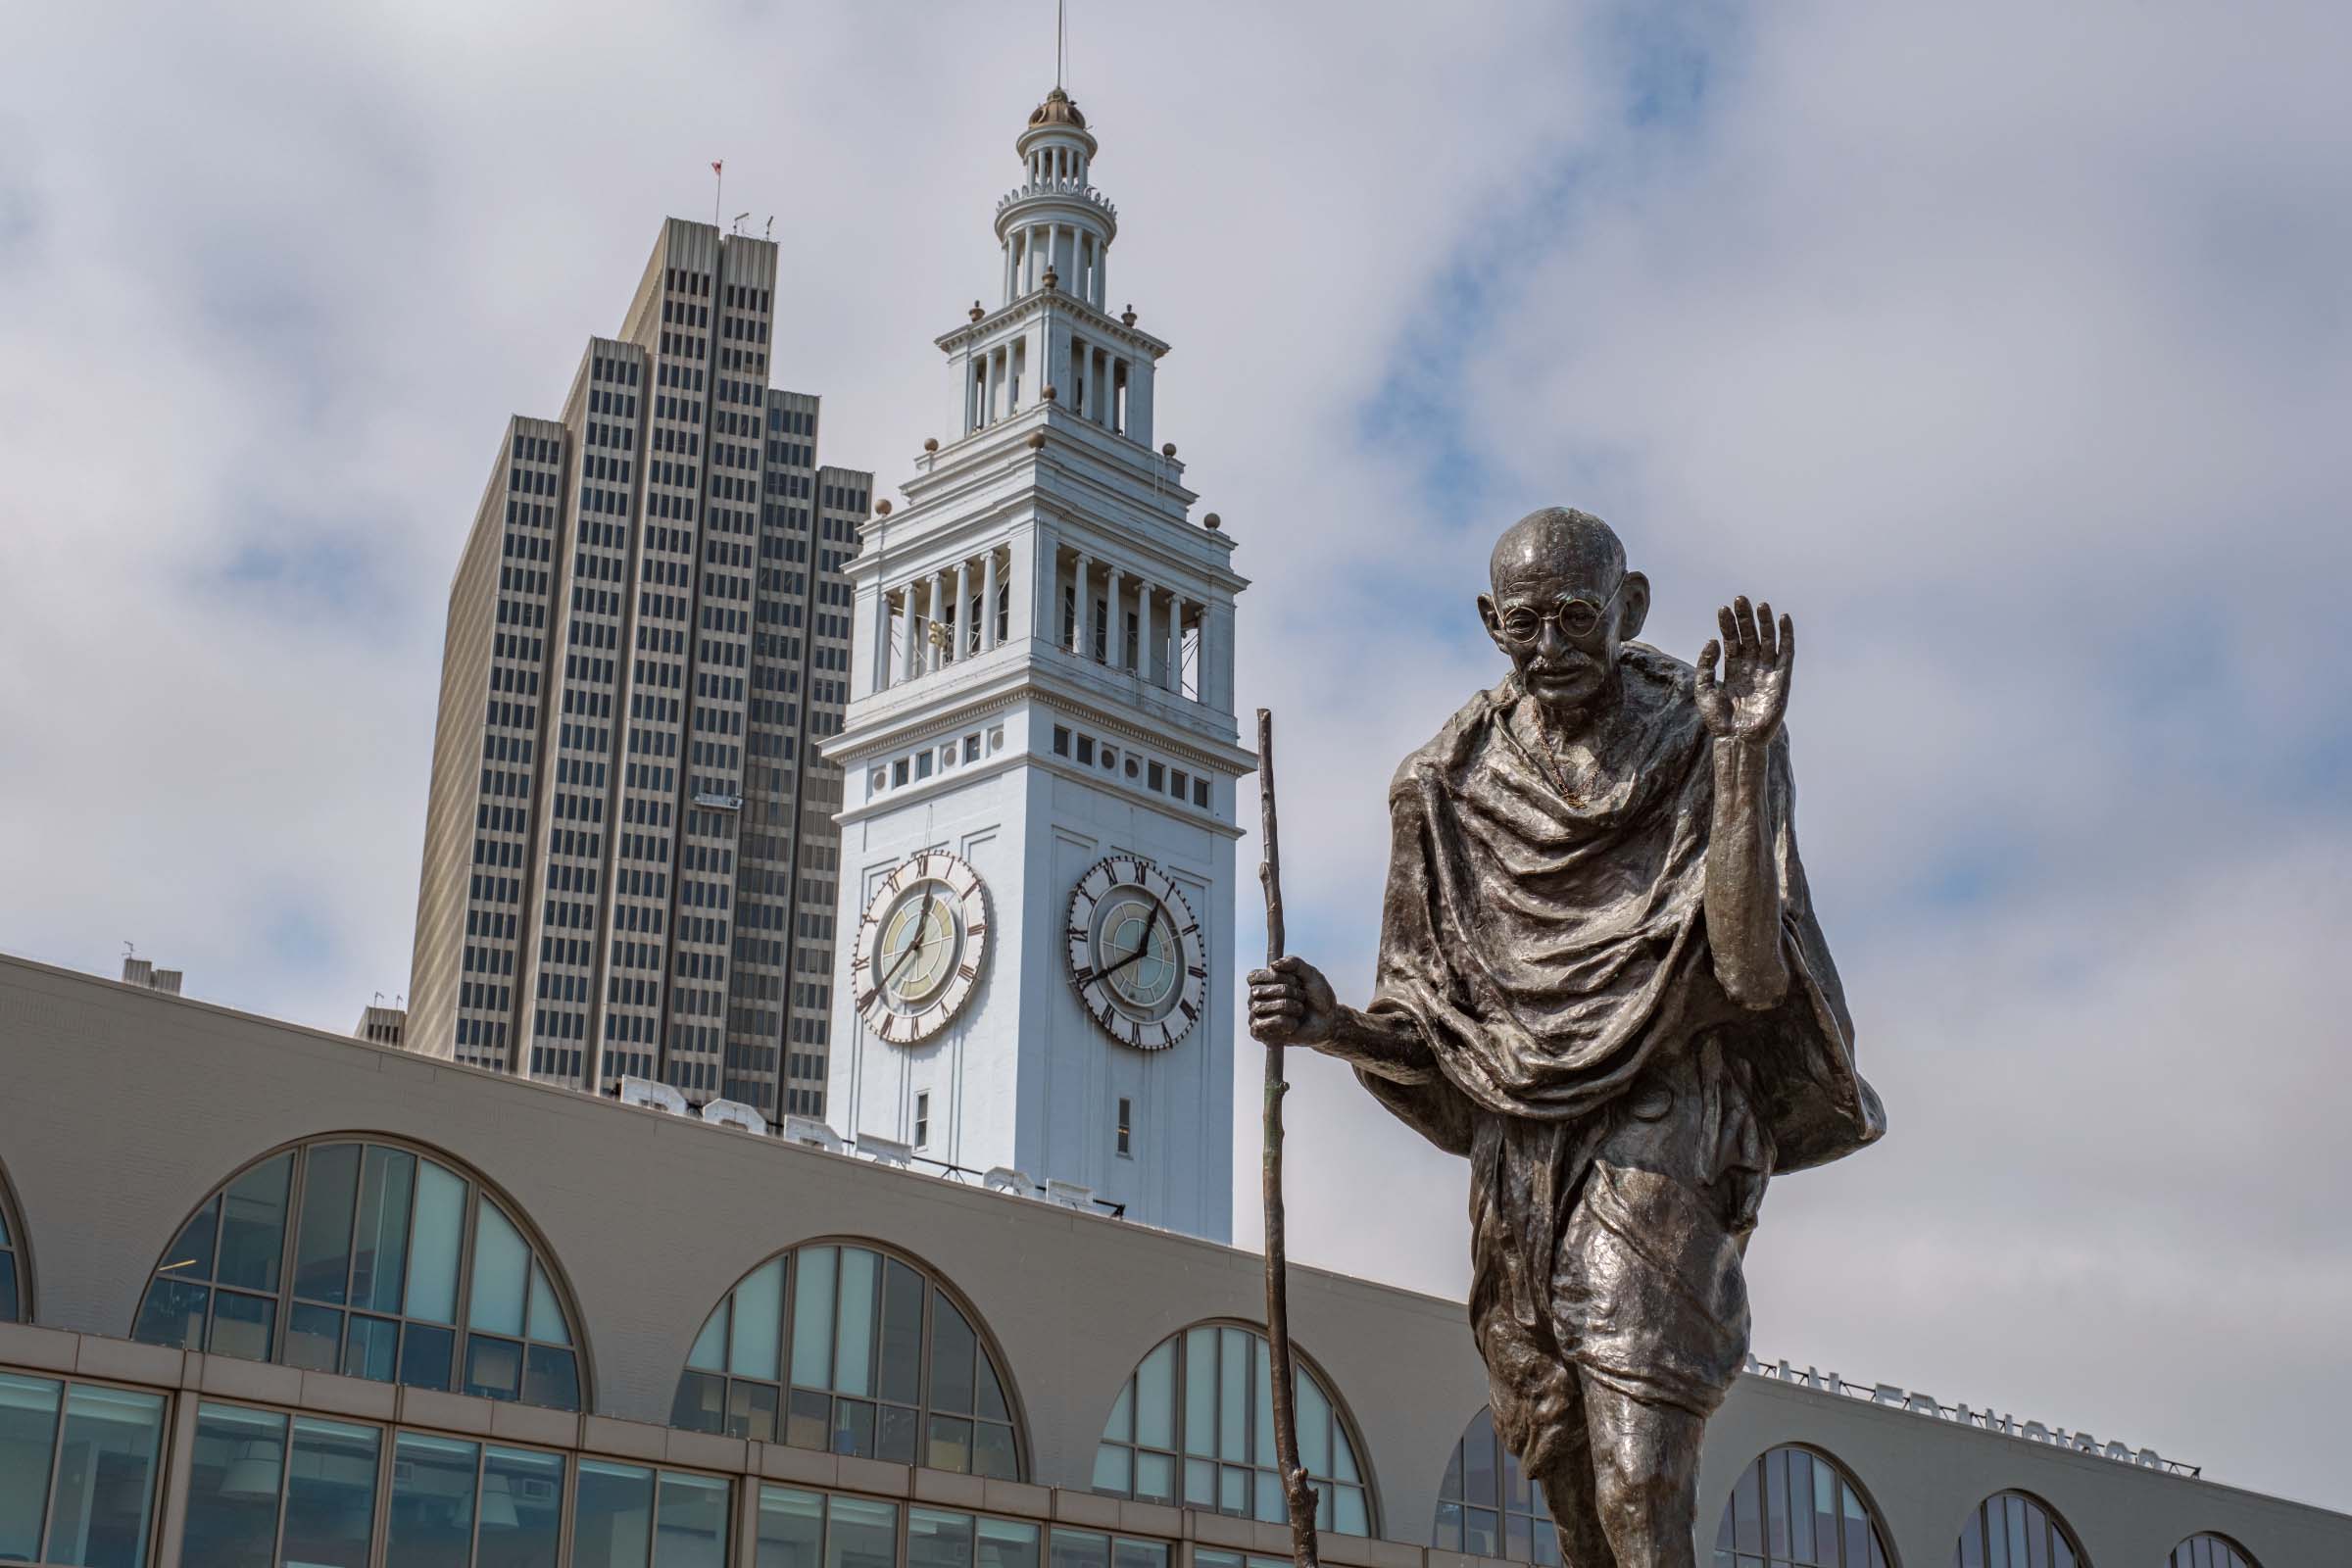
[1616, 572, 1651, 641]
[1477, 592, 1509, 652]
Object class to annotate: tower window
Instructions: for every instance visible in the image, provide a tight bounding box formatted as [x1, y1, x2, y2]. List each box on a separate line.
[1053, 726, 1070, 758]
[1116, 1098, 1132, 1158]
[1076, 736, 1095, 765]
[915, 1091, 931, 1150]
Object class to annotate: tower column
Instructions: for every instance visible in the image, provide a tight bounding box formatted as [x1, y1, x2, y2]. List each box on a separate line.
[956, 557, 974, 659]
[1168, 598, 1186, 695]
[982, 548, 1002, 652]
[1073, 553, 1092, 661]
[873, 588, 895, 694]
[903, 584, 922, 685]
[1106, 564, 1126, 669]
[1137, 579, 1153, 686]
[930, 570, 950, 671]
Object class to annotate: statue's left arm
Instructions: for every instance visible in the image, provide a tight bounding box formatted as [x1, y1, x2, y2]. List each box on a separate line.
[1695, 596, 1795, 1010]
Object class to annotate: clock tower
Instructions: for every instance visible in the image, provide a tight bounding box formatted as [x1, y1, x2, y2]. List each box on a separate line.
[822, 85, 1252, 1241]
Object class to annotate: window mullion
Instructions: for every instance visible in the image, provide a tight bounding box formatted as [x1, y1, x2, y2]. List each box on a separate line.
[269, 1416, 297, 1568]
[34, 1376, 68, 1561]
[450, 1180, 480, 1396]
[274, 1149, 310, 1360]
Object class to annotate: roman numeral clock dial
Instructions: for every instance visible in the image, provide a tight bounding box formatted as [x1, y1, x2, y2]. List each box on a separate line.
[852, 851, 992, 1046]
[1065, 856, 1209, 1051]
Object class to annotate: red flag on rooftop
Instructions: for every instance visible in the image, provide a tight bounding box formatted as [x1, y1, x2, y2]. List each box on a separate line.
[711, 161, 723, 175]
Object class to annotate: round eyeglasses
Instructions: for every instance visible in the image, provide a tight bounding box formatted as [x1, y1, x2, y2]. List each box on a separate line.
[1496, 589, 1617, 648]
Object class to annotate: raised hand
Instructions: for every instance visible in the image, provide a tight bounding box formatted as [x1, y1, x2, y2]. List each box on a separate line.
[1248, 955, 1339, 1047]
[1695, 595, 1793, 743]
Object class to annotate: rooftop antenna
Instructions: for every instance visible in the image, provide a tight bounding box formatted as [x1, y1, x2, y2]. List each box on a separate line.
[763, 215, 774, 240]
[122, 939, 135, 959]
[373, 991, 385, 1006]
[732, 210, 752, 235]
[1056, 0, 1066, 88]
[710, 160, 723, 230]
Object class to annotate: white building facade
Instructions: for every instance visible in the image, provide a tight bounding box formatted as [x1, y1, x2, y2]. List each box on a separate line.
[821, 87, 1252, 1240]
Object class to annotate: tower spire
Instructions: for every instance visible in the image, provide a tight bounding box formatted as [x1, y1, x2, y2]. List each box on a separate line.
[1055, 0, 1066, 89]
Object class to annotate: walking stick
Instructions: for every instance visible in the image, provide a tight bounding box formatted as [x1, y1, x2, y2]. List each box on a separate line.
[1257, 709, 1321, 1568]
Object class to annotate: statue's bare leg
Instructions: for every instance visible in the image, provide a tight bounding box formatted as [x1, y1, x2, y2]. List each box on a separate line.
[1523, 1382, 1615, 1568]
[1582, 1377, 1703, 1568]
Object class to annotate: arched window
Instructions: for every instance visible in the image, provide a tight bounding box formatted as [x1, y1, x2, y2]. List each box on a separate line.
[1433, 1405, 1556, 1564]
[130, 1137, 585, 1411]
[670, 1241, 1023, 1478]
[1713, 1445, 1892, 1568]
[0, 1157, 26, 1322]
[1092, 1323, 1374, 1537]
[2169, 1536, 2259, 1568]
[1958, 1492, 2087, 1567]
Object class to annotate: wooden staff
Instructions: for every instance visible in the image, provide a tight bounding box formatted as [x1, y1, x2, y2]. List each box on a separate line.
[1257, 708, 1321, 1568]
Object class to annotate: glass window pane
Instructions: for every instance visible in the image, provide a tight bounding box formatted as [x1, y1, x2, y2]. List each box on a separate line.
[524, 1345, 581, 1412]
[1217, 1330, 1248, 1462]
[400, 1322, 456, 1391]
[215, 1154, 292, 1292]
[291, 1142, 360, 1305]
[1135, 1450, 1174, 1504]
[1050, 1529, 1109, 1568]
[975, 1348, 1011, 1424]
[405, 1160, 466, 1324]
[654, 1471, 730, 1568]
[1464, 1507, 1498, 1557]
[833, 1396, 875, 1457]
[207, 1291, 274, 1362]
[0, 1373, 63, 1562]
[279, 1417, 379, 1568]
[1112, 1541, 1166, 1568]
[159, 1197, 220, 1285]
[1335, 1486, 1368, 1537]
[930, 1295, 977, 1417]
[826, 1495, 898, 1568]
[44, 1383, 167, 1568]
[285, 1303, 343, 1372]
[879, 1260, 924, 1407]
[182, 1403, 287, 1568]
[1295, 1373, 1330, 1478]
[757, 1486, 823, 1568]
[1182, 1328, 1215, 1456]
[688, 1307, 727, 1373]
[877, 1402, 919, 1466]
[1250, 1341, 1277, 1468]
[1764, 1447, 1789, 1560]
[466, 1334, 525, 1401]
[909, 1507, 976, 1568]
[790, 1248, 836, 1390]
[1331, 1421, 1360, 1486]
[388, 1433, 479, 1568]
[731, 1260, 785, 1381]
[974, 1421, 1019, 1481]
[527, 1262, 571, 1348]
[672, 1370, 726, 1433]
[351, 1148, 414, 1314]
[479, 1446, 565, 1568]
[1788, 1452, 1816, 1561]
[834, 1249, 878, 1396]
[469, 1200, 530, 1338]
[344, 1315, 399, 1383]
[729, 1381, 781, 1445]
[1185, 1457, 1215, 1507]
[0, 1252, 16, 1322]
[785, 1389, 830, 1450]
[1134, 1341, 1174, 1450]
[131, 1278, 207, 1351]
[978, 1516, 1040, 1568]
[574, 1459, 655, 1568]
[1092, 1443, 1130, 1494]
[1254, 1471, 1282, 1525]
[1102, 1382, 1133, 1445]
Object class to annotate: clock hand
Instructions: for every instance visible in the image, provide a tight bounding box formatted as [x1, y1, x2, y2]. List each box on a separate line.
[883, 896, 937, 987]
[1098, 901, 1168, 982]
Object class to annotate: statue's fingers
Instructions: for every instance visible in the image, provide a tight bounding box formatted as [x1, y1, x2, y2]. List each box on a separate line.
[1755, 603, 1776, 663]
[1716, 604, 1740, 653]
[1736, 595, 1763, 655]
[1247, 968, 1275, 987]
[1776, 613, 1795, 674]
[1695, 641, 1721, 695]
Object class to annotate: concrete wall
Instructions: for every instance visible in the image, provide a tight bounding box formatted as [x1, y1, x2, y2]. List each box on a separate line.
[1, 953, 2345, 1566]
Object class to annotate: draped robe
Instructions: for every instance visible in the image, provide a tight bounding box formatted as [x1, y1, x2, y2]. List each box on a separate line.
[1357, 645, 1884, 1465]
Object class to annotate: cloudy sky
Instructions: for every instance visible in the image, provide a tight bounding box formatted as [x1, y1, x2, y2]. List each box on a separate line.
[5, 0, 2349, 1515]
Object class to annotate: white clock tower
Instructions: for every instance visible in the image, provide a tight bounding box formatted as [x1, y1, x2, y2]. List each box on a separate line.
[822, 84, 1252, 1241]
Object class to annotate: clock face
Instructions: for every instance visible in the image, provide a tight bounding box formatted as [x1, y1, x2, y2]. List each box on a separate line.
[1066, 855, 1208, 1051]
[852, 851, 990, 1046]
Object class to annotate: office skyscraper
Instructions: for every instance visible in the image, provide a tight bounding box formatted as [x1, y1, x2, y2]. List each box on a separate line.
[410, 217, 869, 1121]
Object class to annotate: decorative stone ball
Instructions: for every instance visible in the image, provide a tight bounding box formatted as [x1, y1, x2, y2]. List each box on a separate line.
[969, 300, 984, 321]
[874, 499, 893, 516]
[1026, 431, 1048, 450]
[1041, 385, 1058, 403]
[1203, 513, 1221, 531]
[923, 438, 939, 453]
[1160, 443, 1177, 459]
[1042, 265, 1060, 291]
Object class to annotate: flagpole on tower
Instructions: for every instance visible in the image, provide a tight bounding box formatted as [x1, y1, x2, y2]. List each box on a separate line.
[1055, 0, 1066, 87]
[711, 160, 723, 231]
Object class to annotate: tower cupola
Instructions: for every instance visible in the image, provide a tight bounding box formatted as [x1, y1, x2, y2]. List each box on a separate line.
[996, 88, 1118, 309]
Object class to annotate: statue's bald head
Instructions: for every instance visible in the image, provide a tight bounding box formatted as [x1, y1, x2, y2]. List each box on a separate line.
[1489, 507, 1626, 599]
[1478, 506, 1650, 722]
